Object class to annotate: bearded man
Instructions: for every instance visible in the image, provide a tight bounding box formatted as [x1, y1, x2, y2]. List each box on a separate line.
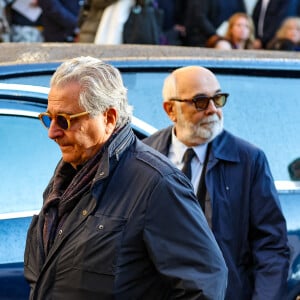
[143, 65, 290, 300]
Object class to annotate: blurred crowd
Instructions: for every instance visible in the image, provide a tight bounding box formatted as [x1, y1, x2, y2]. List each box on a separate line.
[2, 0, 300, 51]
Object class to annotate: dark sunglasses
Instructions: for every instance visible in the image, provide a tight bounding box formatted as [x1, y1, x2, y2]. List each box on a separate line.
[169, 93, 229, 111]
[38, 111, 89, 130]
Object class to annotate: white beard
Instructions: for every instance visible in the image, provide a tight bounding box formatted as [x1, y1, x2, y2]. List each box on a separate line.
[177, 114, 224, 145]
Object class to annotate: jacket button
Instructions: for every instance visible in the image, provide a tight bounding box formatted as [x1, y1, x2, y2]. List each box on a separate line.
[58, 229, 63, 235]
[82, 210, 88, 216]
[98, 224, 104, 230]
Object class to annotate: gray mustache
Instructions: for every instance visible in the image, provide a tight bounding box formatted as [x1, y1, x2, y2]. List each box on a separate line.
[199, 115, 220, 125]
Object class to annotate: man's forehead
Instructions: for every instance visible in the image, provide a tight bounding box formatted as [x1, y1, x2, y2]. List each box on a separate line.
[176, 76, 220, 96]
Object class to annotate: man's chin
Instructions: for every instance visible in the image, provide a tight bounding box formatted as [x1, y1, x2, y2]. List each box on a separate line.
[199, 126, 223, 143]
[61, 152, 74, 164]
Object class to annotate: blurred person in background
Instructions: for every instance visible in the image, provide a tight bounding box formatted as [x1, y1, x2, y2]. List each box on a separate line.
[182, 0, 218, 47]
[0, 0, 12, 42]
[78, 0, 118, 43]
[224, 12, 257, 49]
[205, 34, 233, 50]
[182, 0, 247, 47]
[157, 0, 186, 45]
[252, 0, 292, 49]
[10, 0, 43, 42]
[267, 17, 300, 50]
[214, 0, 246, 30]
[38, 0, 82, 42]
[93, 0, 134, 45]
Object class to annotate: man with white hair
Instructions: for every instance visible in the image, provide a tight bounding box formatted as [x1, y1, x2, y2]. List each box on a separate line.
[24, 58, 228, 300]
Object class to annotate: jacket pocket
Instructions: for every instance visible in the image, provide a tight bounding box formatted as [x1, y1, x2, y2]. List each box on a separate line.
[72, 214, 127, 275]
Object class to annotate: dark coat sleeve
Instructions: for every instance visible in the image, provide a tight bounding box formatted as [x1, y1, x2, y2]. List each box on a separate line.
[208, 132, 290, 299]
[248, 150, 289, 299]
[144, 169, 228, 299]
[183, 0, 218, 46]
[39, 0, 79, 29]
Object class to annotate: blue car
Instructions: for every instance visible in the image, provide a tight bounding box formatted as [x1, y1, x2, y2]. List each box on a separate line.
[0, 44, 300, 299]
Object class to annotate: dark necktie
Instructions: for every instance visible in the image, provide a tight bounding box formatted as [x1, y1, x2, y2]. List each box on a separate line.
[181, 148, 195, 180]
[196, 142, 211, 213]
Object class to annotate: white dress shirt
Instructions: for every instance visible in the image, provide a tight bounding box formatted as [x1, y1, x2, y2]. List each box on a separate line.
[168, 129, 208, 194]
[258, 0, 270, 37]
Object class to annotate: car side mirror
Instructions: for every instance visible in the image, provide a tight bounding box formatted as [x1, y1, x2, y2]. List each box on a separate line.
[288, 158, 300, 180]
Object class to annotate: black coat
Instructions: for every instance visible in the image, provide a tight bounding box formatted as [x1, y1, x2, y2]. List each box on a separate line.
[183, 0, 219, 46]
[38, 0, 81, 42]
[214, 0, 246, 27]
[252, 0, 291, 48]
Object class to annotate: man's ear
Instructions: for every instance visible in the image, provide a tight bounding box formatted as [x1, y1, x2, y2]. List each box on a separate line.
[104, 107, 117, 134]
[163, 101, 177, 122]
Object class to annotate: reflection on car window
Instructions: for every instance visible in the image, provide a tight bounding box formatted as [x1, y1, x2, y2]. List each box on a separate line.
[123, 72, 171, 130]
[123, 71, 300, 181]
[0, 115, 60, 214]
[218, 74, 300, 181]
[280, 193, 300, 231]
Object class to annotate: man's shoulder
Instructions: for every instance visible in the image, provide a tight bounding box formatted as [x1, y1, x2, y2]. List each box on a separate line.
[221, 130, 262, 152]
[143, 126, 172, 144]
[142, 126, 172, 155]
[214, 130, 267, 164]
[134, 139, 180, 177]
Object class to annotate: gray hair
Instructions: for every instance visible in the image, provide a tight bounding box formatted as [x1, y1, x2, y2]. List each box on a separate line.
[50, 56, 133, 129]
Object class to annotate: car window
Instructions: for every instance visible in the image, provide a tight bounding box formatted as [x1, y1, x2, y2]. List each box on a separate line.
[122, 71, 300, 181]
[123, 71, 170, 129]
[1, 67, 299, 181]
[0, 115, 60, 215]
[279, 192, 300, 231]
[219, 74, 299, 181]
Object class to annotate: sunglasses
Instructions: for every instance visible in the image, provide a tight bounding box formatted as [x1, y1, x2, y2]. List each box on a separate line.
[169, 93, 229, 111]
[38, 111, 89, 130]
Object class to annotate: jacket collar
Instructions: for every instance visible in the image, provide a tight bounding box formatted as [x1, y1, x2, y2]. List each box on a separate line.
[146, 126, 241, 164]
[165, 126, 240, 164]
[93, 122, 135, 183]
[211, 130, 240, 163]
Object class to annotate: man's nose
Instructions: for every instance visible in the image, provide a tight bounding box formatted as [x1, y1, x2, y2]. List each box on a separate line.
[48, 119, 64, 140]
[205, 99, 218, 113]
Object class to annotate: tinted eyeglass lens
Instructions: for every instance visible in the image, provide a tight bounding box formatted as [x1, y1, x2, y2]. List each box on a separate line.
[41, 115, 52, 128]
[194, 96, 210, 110]
[214, 94, 226, 107]
[194, 94, 227, 110]
[56, 115, 69, 130]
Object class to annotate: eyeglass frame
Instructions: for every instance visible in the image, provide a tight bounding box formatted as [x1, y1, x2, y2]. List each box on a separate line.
[38, 111, 90, 130]
[168, 92, 229, 111]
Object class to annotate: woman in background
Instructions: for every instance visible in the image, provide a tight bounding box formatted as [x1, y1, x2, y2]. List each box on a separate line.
[267, 17, 300, 51]
[225, 12, 256, 49]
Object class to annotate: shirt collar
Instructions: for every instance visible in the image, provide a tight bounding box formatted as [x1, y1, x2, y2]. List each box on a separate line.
[170, 127, 208, 164]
